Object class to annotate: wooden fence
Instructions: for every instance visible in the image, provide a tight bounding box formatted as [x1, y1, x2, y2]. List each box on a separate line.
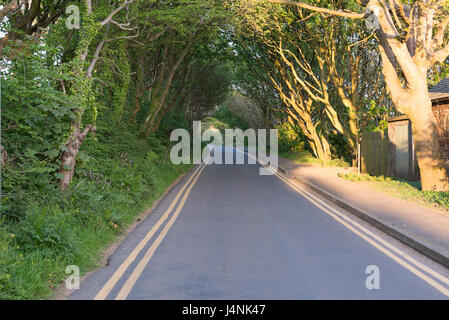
[360, 130, 389, 177]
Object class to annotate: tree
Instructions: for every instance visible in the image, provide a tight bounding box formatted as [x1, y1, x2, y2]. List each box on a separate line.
[1, 0, 239, 195]
[230, 37, 282, 127]
[266, 0, 449, 191]
[232, 1, 386, 162]
[135, 0, 231, 137]
[0, 0, 71, 56]
[58, 0, 138, 189]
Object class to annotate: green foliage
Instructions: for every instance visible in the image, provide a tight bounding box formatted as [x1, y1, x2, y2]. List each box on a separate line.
[212, 106, 250, 130]
[0, 121, 191, 299]
[328, 133, 354, 164]
[158, 109, 191, 136]
[362, 99, 390, 132]
[0, 0, 412, 300]
[0, 228, 27, 299]
[277, 122, 306, 153]
[112, 40, 131, 122]
[282, 150, 349, 167]
[429, 59, 449, 87]
[424, 191, 449, 209]
[278, 122, 352, 164]
[1, 42, 76, 219]
[67, 6, 101, 128]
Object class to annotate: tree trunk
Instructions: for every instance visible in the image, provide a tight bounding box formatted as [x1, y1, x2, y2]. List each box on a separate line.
[396, 95, 449, 191]
[408, 97, 448, 191]
[151, 104, 171, 133]
[293, 115, 330, 162]
[130, 55, 145, 123]
[308, 136, 330, 162]
[59, 125, 96, 190]
[142, 37, 194, 136]
[131, 85, 143, 123]
[378, 38, 449, 191]
[1, 144, 7, 166]
[267, 0, 449, 189]
[320, 134, 331, 164]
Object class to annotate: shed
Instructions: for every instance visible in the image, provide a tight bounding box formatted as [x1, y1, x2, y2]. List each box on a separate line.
[429, 77, 449, 166]
[360, 77, 449, 180]
[386, 115, 418, 180]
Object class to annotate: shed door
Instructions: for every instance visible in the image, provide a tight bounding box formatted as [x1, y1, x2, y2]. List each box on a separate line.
[395, 123, 409, 179]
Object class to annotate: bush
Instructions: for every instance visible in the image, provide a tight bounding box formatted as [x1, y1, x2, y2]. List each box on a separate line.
[11, 206, 79, 260]
[211, 106, 249, 130]
[328, 133, 354, 165]
[423, 191, 449, 208]
[277, 122, 306, 153]
[0, 121, 191, 299]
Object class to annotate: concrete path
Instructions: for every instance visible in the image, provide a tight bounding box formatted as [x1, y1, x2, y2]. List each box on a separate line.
[70, 148, 449, 300]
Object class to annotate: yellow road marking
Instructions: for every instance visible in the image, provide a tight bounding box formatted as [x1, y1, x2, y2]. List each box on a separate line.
[115, 164, 207, 300]
[96, 147, 449, 299]
[282, 173, 449, 288]
[261, 163, 449, 297]
[94, 163, 205, 300]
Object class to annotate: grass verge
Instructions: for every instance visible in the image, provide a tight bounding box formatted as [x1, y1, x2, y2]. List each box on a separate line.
[338, 173, 449, 212]
[0, 124, 191, 299]
[281, 151, 350, 167]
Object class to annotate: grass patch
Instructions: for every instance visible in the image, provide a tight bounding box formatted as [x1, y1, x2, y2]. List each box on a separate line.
[281, 151, 350, 167]
[338, 173, 449, 212]
[0, 123, 191, 299]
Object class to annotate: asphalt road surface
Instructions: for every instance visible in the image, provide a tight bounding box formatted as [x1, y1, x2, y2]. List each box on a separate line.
[70, 147, 449, 300]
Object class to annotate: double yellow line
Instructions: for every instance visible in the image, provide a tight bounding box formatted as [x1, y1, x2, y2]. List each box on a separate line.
[95, 147, 449, 299]
[94, 161, 207, 300]
[258, 160, 449, 298]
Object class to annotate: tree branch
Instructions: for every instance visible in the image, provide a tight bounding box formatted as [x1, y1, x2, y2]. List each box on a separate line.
[0, 0, 25, 21]
[86, 33, 139, 78]
[268, 0, 369, 19]
[429, 42, 449, 66]
[100, 0, 135, 26]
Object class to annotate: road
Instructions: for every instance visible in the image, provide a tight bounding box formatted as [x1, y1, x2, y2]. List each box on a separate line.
[70, 147, 449, 300]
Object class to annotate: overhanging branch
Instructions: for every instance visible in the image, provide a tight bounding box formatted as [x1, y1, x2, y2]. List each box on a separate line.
[268, 0, 369, 19]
